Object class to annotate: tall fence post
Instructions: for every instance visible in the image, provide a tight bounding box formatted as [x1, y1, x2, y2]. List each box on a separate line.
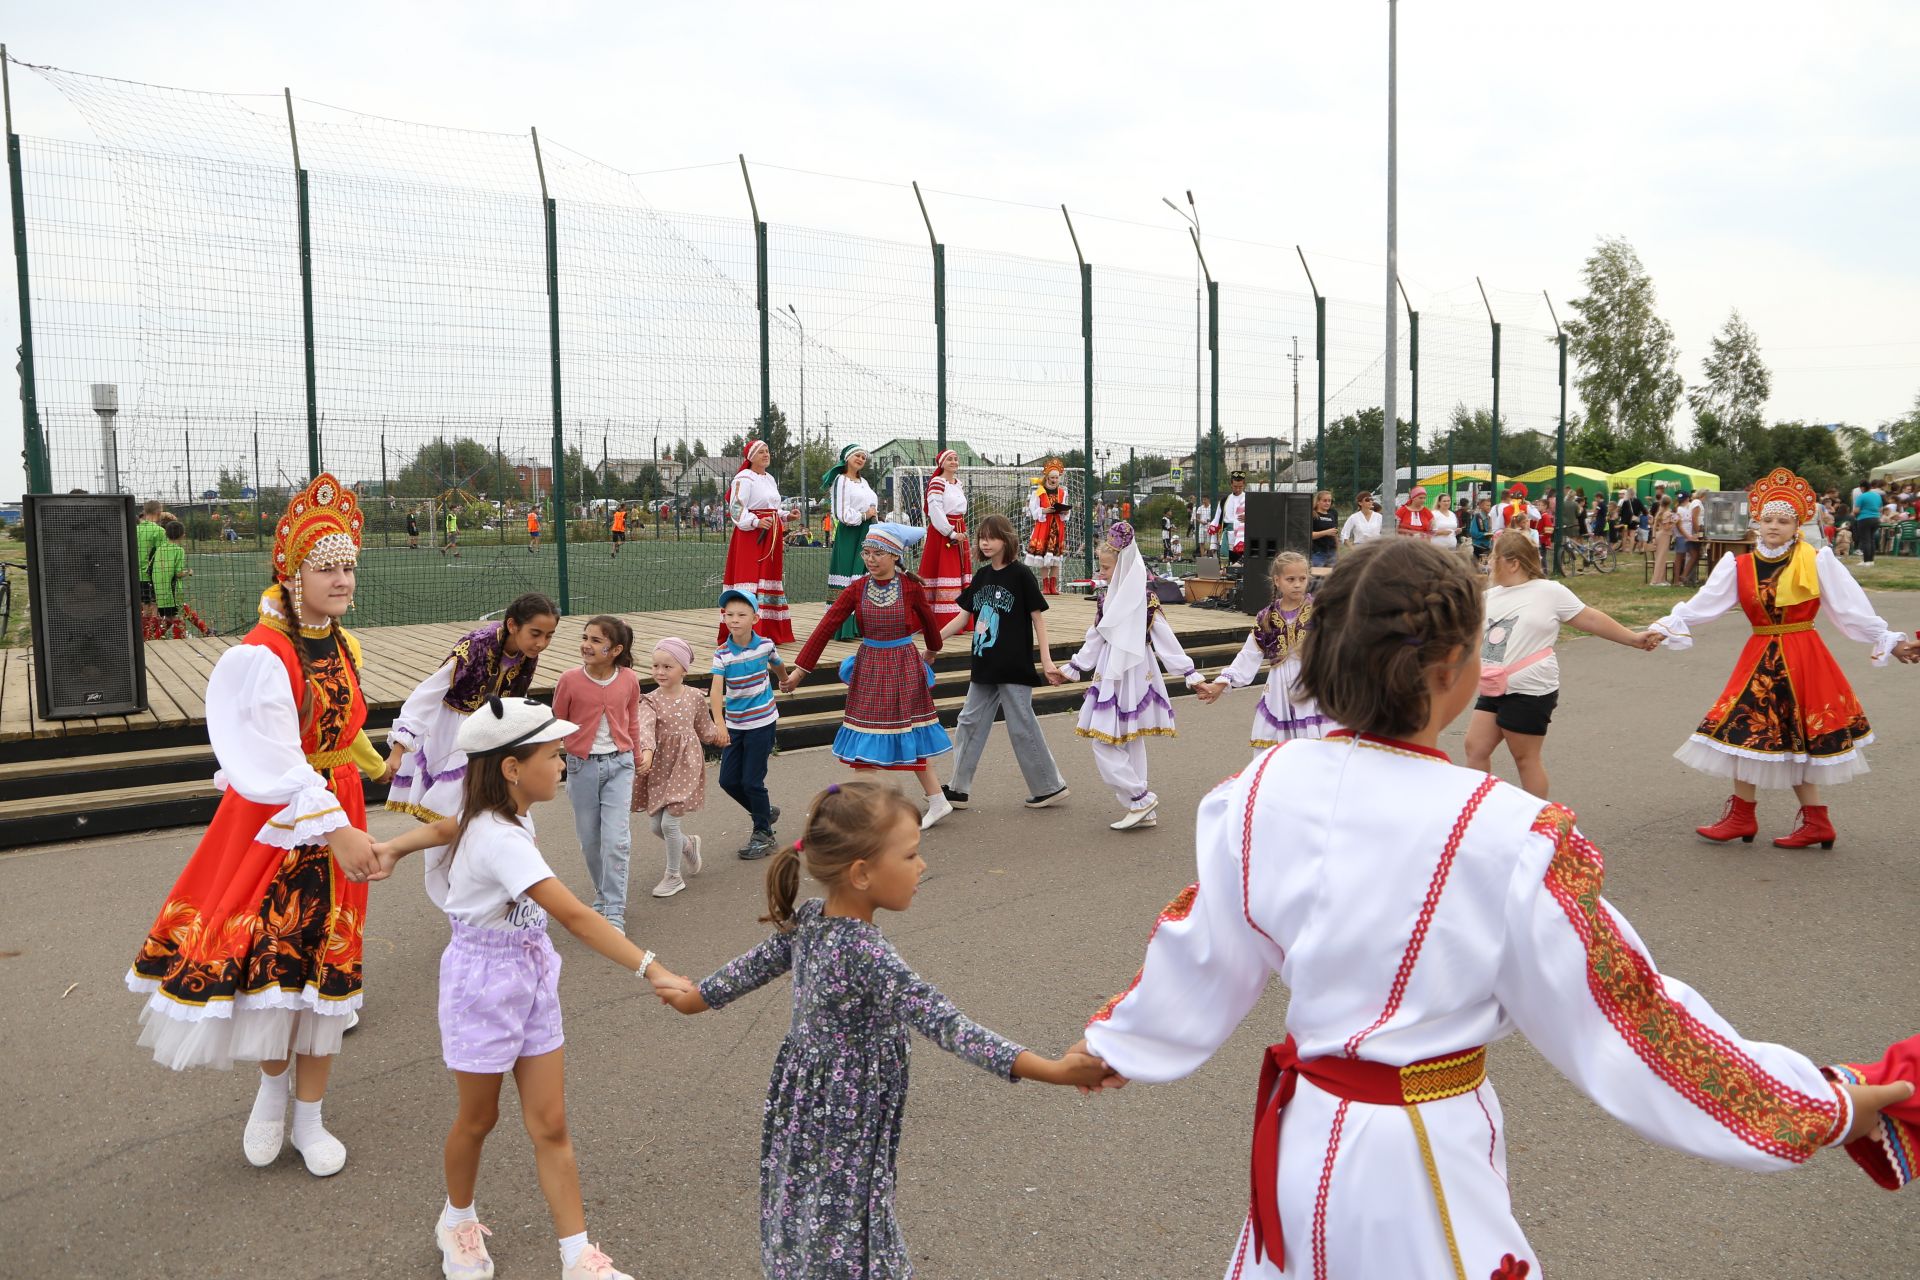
[913, 183, 945, 454]
[533, 128, 570, 613]
[284, 91, 320, 476]
[1297, 247, 1326, 491]
[1399, 278, 1419, 487]
[4, 49, 50, 494]
[1062, 206, 1094, 580]
[1478, 277, 1501, 488]
[1207, 279, 1221, 520]
[1546, 290, 1568, 577]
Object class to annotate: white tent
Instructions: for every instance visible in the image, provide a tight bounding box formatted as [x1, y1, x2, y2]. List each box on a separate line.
[1869, 451, 1920, 482]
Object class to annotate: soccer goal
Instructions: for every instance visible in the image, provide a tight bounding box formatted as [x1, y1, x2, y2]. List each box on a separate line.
[881, 465, 1087, 563]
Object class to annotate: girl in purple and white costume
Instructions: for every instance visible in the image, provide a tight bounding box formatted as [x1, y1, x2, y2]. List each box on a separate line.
[1195, 551, 1333, 747]
[372, 698, 674, 1280]
[1049, 522, 1201, 831]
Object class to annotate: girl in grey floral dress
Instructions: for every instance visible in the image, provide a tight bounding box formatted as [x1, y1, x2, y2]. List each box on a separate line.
[651, 780, 1108, 1278]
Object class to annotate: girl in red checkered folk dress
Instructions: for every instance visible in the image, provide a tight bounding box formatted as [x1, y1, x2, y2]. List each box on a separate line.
[1070, 537, 1909, 1280]
[783, 524, 956, 830]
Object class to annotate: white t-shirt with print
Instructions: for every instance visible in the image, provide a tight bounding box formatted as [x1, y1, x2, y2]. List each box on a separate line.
[429, 810, 556, 931]
[1481, 579, 1585, 697]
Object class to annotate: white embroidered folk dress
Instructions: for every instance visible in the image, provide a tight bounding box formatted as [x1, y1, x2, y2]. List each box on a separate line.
[1211, 605, 1330, 748]
[1084, 734, 1852, 1280]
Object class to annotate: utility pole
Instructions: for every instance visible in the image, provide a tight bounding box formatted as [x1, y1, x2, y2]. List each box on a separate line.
[1163, 192, 1202, 484]
[1381, 0, 1400, 510]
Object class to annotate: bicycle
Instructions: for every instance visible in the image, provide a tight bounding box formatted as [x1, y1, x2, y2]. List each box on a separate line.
[1563, 536, 1616, 575]
[0, 560, 13, 641]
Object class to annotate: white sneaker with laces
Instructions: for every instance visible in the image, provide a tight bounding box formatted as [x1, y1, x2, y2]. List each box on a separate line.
[652, 872, 687, 899]
[436, 1217, 495, 1280]
[683, 834, 703, 877]
[562, 1244, 634, 1280]
[1110, 803, 1158, 831]
[920, 793, 953, 830]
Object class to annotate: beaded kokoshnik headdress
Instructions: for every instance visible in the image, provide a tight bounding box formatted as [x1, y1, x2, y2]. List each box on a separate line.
[269, 473, 363, 630]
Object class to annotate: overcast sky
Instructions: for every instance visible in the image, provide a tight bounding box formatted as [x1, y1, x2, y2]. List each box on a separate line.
[5, 0, 1917, 497]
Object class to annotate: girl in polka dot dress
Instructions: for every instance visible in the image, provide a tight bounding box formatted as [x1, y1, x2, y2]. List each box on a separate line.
[648, 780, 1111, 1279]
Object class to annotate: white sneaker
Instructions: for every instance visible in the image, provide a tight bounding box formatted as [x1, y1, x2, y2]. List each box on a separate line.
[562, 1244, 635, 1280]
[243, 1116, 284, 1167]
[683, 834, 703, 877]
[920, 793, 953, 830]
[652, 872, 687, 899]
[292, 1126, 347, 1177]
[1110, 803, 1158, 831]
[436, 1217, 496, 1280]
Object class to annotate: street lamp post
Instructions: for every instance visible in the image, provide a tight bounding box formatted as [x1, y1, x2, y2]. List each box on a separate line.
[787, 303, 807, 530]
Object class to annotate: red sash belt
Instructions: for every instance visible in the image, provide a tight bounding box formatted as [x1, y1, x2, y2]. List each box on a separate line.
[1250, 1036, 1488, 1266]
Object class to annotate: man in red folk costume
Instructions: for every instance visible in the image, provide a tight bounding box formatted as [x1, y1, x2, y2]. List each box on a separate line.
[1024, 457, 1072, 594]
[1647, 467, 1903, 849]
[127, 473, 387, 1177]
[719, 439, 793, 644]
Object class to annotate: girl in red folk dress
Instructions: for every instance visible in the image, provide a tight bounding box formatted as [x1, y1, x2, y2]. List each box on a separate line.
[126, 473, 385, 1177]
[720, 439, 793, 644]
[1648, 467, 1903, 850]
[784, 524, 956, 830]
[919, 448, 972, 633]
[1024, 457, 1072, 595]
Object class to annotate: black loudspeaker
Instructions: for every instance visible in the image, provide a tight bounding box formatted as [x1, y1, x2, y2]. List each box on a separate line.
[1239, 493, 1315, 615]
[27, 494, 148, 719]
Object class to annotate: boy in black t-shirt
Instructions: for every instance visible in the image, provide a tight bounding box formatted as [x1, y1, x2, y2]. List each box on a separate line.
[938, 513, 1070, 811]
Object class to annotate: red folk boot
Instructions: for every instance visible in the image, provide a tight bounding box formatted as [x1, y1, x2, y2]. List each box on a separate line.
[1772, 805, 1836, 850]
[1696, 795, 1758, 844]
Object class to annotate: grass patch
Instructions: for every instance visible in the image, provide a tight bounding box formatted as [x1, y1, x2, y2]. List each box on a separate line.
[1554, 547, 1920, 634]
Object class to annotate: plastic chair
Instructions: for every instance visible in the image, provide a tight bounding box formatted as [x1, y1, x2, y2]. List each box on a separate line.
[1895, 521, 1920, 557]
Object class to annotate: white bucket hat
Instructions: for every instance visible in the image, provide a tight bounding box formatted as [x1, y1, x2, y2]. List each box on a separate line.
[456, 696, 577, 755]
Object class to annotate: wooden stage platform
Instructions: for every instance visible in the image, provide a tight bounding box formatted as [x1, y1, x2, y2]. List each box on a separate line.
[3, 594, 1248, 749]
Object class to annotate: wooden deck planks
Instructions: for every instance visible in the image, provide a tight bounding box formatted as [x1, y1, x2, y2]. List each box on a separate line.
[0, 597, 1240, 745]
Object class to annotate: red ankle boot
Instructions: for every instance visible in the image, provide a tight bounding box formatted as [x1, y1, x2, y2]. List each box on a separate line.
[1772, 806, 1836, 850]
[1696, 795, 1758, 844]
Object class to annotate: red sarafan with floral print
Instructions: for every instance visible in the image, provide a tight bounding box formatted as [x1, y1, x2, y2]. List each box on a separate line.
[1490, 1254, 1530, 1280]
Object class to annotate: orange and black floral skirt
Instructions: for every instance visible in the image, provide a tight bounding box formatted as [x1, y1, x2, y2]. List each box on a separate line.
[1696, 635, 1870, 761]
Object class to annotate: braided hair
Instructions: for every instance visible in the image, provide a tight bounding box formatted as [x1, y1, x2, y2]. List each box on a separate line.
[276, 577, 359, 741]
[1294, 539, 1481, 739]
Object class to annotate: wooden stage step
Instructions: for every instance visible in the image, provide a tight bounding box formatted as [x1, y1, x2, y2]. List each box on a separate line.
[1, 599, 1256, 849]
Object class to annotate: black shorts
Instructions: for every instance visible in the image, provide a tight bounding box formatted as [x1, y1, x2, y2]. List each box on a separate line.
[1474, 689, 1558, 736]
[157, 605, 179, 618]
[612, 531, 627, 544]
[140, 581, 156, 605]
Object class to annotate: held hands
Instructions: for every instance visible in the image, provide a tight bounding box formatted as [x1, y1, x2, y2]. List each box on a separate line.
[1894, 639, 1920, 664]
[714, 727, 732, 747]
[637, 750, 655, 775]
[780, 669, 804, 694]
[1044, 668, 1071, 686]
[1841, 1079, 1916, 1143]
[1194, 680, 1226, 704]
[327, 825, 379, 883]
[648, 965, 709, 1014]
[1062, 1037, 1129, 1094]
[364, 841, 406, 883]
[1627, 630, 1662, 651]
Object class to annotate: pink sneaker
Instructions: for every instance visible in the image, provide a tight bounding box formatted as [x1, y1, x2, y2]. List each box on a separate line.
[435, 1217, 494, 1280]
[562, 1244, 634, 1280]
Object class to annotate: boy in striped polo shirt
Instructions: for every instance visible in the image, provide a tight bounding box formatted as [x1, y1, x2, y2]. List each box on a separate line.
[712, 589, 784, 859]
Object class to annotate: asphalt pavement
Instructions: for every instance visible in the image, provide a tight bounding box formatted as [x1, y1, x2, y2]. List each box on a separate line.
[3, 596, 1919, 1279]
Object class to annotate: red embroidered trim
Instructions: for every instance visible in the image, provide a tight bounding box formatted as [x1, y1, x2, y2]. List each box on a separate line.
[1533, 804, 1838, 1162]
[1086, 883, 1200, 1025]
[1239, 750, 1285, 953]
[1311, 1098, 1350, 1280]
[1343, 775, 1498, 1058]
[1326, 728, 1450, 762]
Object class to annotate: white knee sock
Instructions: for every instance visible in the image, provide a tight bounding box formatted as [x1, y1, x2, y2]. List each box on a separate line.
[290, 1097, 330, 1148]
[249, 1068, 291, 1126]
[559, 1230, 590, 1267]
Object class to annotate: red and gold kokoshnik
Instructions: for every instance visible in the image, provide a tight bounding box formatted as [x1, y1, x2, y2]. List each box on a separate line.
[273, 472, 364, 578]
[1745, 467, 1817, 526]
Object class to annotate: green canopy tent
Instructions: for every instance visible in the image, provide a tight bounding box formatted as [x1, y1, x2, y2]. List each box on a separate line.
[1607, 461, 1720, 499]
[1508, 465, 1611, 502]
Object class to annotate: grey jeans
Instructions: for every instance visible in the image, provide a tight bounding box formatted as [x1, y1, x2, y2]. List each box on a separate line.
[948, 682, 1065, 796]
[566, 751, 635, 926]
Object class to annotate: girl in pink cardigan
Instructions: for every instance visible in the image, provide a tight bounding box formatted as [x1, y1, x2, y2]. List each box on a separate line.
[551, 616, 644, 932]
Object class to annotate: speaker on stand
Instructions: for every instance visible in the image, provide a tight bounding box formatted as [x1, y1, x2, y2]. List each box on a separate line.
[1238, 492, 1315, 616]
[26, 493, 149, 719]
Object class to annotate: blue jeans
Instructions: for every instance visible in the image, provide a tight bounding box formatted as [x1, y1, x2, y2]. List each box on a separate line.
[1309, 547, 1336, 568]
[720, 723, 776, 833]
[565, 751, 635, 927]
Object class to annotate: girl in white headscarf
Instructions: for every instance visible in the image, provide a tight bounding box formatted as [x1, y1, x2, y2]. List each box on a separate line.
[1047, 522, 1203, 830]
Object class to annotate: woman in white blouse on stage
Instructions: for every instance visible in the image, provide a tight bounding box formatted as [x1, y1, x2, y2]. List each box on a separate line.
[720, 440, 793, 643]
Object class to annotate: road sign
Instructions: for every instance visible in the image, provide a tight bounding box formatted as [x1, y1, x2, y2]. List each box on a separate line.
[1107, 471, 1122, 485]
[1169, 467, 1184, 483]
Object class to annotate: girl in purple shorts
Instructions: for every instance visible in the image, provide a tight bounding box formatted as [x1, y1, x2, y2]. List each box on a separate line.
[374, 697, 676, 1280]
